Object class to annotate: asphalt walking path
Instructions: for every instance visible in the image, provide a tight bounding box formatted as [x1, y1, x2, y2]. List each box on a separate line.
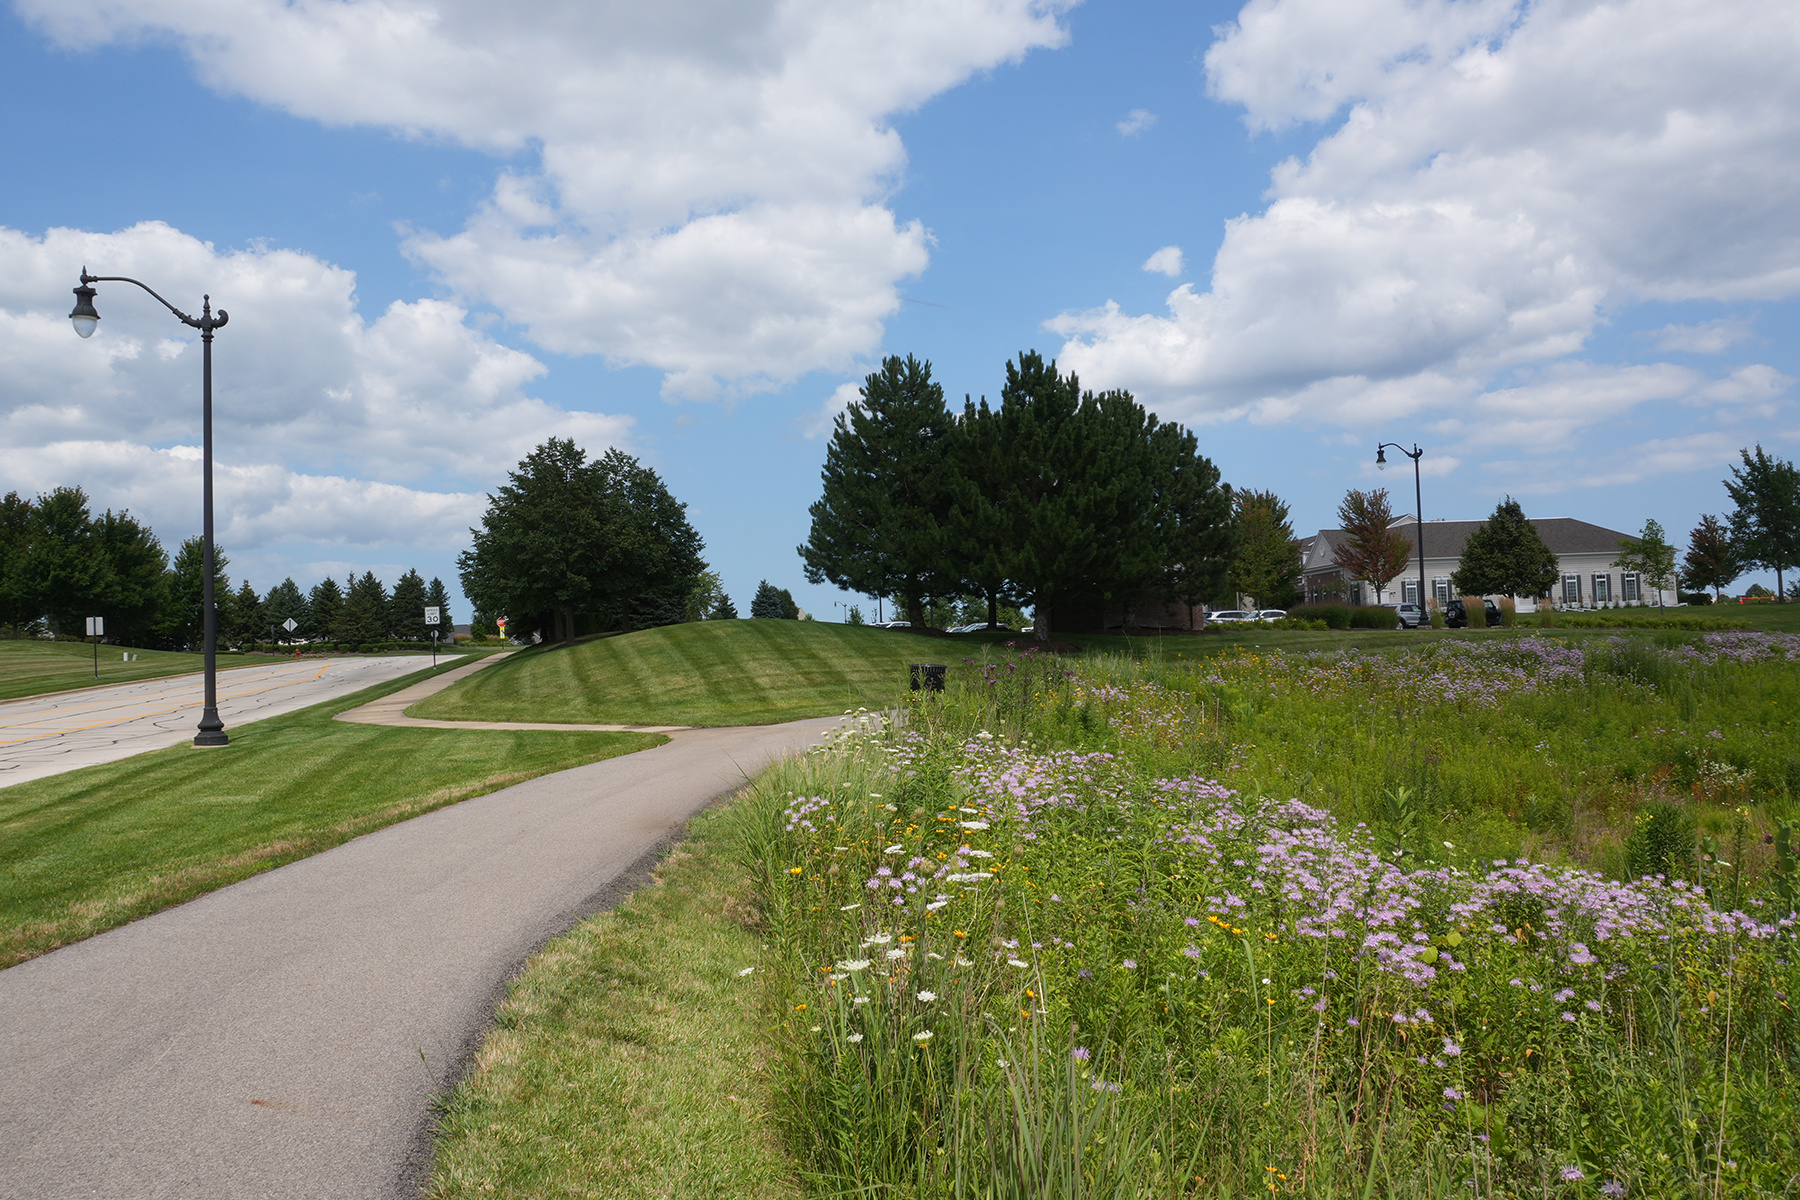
[0, 710, 842, 1199]
[0, 654, 445, 789]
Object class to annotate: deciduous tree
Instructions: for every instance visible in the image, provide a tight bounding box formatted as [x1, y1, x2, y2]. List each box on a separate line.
[1332, 488, 1412, 603]
[1227, 489, 1302, 609]
[1725, 444, 1800, 602]
[1613, 519, 1677, 606]
[0, 492, 33, 635]
[1680, 515, 1740, 602]
[1451, 497, 1558, 601]
[93, 508, 167, 646]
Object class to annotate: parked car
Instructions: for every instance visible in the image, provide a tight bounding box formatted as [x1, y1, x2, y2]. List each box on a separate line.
[1388, 602, 1427, 629]
[873, 620, 912, 630]
[948, 623, 1010, 634]
[1254, 609, 1287, 621]
[1443, 598, 1501, 628]
[1207, 609, 1253, 623]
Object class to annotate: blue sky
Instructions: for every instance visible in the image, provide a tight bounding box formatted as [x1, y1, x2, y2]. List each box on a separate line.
[2, 0, 1796, 621]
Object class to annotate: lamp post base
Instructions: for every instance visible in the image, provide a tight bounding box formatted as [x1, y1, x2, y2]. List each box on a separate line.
[194, 710, 229, 748]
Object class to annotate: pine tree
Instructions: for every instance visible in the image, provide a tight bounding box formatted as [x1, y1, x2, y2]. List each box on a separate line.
[750, 580, 787, 619]
[390, 568, 429, 640]
[341, 572, 390, 646]
[1331, 488, 1412, 603]
[93, 508, 167, 647]
[229, 580, 265, 645]
[1227, 489, 1302, 609]
[1681, 515, 1739, 601]
[944, 396, 1017, 627]
[25, 486, 113, 638]
[161, 535, 231, 650]
[800, 355, 953, 626]
[264, 578, 310, 642]
[1452, 497, 1558, 600]
[424, 577, 454, 637]
[306, 577, 345, 642]
[1724, 445, 1800, 602]
[708, 594, 738, 620]
[1613, 519, 1678, 606]
[0, 491, 33, 635]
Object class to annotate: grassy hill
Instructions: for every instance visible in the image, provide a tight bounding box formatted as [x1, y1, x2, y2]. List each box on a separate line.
[410, 620, 961, 726]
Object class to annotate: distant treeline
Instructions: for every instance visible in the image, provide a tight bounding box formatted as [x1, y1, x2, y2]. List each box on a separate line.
[0, 486, 452, 649]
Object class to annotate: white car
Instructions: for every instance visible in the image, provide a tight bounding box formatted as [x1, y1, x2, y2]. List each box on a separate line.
[1208, 609, 1253, 623]
[1254, 609, 1287, 621]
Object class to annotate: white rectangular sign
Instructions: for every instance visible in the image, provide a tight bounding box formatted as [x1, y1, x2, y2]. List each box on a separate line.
[85, 616, 104, 636]
[424, 606, 441, 626]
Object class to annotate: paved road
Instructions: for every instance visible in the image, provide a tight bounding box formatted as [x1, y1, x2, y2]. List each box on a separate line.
[0, 715, 841, 1199]
[0, 656, 444, 789]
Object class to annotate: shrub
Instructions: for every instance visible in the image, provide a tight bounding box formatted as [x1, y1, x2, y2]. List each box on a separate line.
[1348, 604, 1396, 628]
[1287, 602, 1350, 629]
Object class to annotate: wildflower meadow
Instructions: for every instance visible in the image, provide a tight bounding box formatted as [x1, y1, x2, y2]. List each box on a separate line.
[729, 634, 1800, 1198]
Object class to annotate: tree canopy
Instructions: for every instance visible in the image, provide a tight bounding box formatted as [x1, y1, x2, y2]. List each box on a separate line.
[800, 355, 953, 626]
[1613, 519, 1677, 606]
[1725, 444, 1800, 602]
[1681, 514, 1740, 601]
[1452, 497, 1559, 600]
[459, 438, 707, 641]
[1227, 489, 1302, 610]
[1331, 488, 1411, 603]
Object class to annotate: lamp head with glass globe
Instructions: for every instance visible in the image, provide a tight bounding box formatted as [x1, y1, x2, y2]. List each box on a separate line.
[69, 273, 99, 338]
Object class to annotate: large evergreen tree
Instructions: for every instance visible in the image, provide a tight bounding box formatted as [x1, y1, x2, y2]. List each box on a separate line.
[1681, 515, 1739, 602]
[800, 355, 953, 626]
[1451, 497, 1558, 600]
[306, 576, 345, 642]
[390, 568, 429, 640]
[1226, 489, 1302, 609]
[750, 580, 796, 619]
[460, 439, 706, 640]
[943, 396, 1017, 627]
[341, 572, 390, 645]
[1724, 445, 1800, 602]
[92, 508, 167, 646]
[1331, 488, 1412, 603]
[264, 578, 309, 641]
[423, 577, 454, 637]
[161, 536, 231, 650]
[228, 580, 265, 645]
[0, 492, 33, 635]
[25, 486, 113, 638]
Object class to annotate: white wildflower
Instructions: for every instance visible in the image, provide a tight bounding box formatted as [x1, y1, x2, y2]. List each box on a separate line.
[837, 958, 872, 972]
[736, 966, 756, 976]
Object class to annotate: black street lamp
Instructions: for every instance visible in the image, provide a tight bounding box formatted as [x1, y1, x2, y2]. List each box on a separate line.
[71, 268, 231, 747]
[1376, 441, 1427, 619]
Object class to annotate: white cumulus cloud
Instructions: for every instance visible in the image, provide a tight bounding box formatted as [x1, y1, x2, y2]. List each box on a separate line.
[1117, 108, 1158, 137]
[20, 0, 1073, 399]
[1142, 246, 1184, 277]
[1051, 0, 1800, 443]
[0, 221, 630, 560]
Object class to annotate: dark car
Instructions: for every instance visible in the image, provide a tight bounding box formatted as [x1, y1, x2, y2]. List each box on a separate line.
[1444, 598, 1502, 628]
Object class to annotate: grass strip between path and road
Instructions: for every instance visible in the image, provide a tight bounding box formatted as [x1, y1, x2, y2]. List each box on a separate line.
[0, 661, 666, 969]
[425, 799, 798, 1200]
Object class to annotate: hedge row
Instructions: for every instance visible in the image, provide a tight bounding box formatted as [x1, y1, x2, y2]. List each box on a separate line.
[1282, 603, 1405, 629]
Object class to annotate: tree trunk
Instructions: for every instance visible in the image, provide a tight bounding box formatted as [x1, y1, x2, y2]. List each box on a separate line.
[1033, 596, 1050, 642]
[986, 592, 999, 629]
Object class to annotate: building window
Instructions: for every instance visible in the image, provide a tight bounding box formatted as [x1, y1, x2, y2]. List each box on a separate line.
[1622, 572, 1641, 602]
[1433, 577, 1452, 606]
[1402, 579, 1420, 605]
[1562, 574, 1582, 604]
[1352, 583, 1364, 606]
[1592, 573, 1611, 603]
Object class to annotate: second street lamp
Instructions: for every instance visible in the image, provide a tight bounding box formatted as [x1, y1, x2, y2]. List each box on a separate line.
[1377, 441, 1427, 623]
[70, 267, 231, 747]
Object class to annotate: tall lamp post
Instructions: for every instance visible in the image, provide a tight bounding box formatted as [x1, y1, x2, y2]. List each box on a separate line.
[70, 268, 231, 747]
[1376, 441, 1427, 619]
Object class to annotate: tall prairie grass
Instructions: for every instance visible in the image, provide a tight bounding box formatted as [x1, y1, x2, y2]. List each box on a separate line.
[730, 635, 1800, 1197]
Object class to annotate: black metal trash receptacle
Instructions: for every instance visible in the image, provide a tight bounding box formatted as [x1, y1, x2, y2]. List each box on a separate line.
[908, 663, 948, 692]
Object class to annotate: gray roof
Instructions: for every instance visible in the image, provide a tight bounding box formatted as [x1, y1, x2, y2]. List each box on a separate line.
[1305, 516, 1633, 572]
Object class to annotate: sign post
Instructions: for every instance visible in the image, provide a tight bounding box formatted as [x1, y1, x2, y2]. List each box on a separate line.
[424, 606, 441, 667]
[85, 616, 104, 678]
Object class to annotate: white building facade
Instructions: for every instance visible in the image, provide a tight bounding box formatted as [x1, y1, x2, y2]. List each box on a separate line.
[1299, 516, 1676, 611]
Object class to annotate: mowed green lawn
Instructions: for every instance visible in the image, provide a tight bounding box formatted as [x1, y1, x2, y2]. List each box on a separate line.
[0, 639, 291, 703]
[0, 664, 664, 968]
[412, 620, 957, 726]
